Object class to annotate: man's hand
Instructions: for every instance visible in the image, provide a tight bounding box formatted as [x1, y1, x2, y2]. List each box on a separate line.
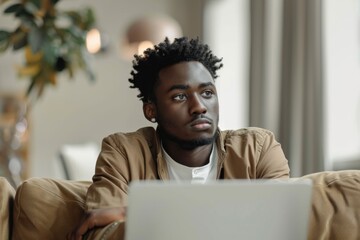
[67, 207, 126, 240]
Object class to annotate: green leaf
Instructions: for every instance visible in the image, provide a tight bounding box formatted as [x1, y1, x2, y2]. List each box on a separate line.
[0, 30, 11, 42]
[12, 31, 28, 50]
[64, 11, 81, 25]
[24, 2, 39, 15]
[4, 3, 22, 14]
[51, 0, 60, 6]
[83, 8, 96, 29]
[0, 39, 9, 53]
[26, 76, 37, 97]
[19, 16, 37, 29]
[30, 0, 41, 9]
[67, 26, 85, 43]
[28, 26, 45, 53]
[42, 40, 57, 66]
[0, 31, 10, 52]
[15, 8, 33, 19]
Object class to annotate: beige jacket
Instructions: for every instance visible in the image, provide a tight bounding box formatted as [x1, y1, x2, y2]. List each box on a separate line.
[86, 127, 290, 209]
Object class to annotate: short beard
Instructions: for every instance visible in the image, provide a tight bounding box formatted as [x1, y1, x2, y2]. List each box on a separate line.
[158, 127, 218, 150]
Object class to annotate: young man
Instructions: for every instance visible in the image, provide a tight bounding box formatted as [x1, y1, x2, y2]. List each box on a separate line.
[68, 37, 289, 240]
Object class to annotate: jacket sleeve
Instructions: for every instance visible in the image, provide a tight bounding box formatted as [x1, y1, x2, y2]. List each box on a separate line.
[255, 130, 290, 179]
[85, 129, 158, 210]
[85, 135, 130, 210]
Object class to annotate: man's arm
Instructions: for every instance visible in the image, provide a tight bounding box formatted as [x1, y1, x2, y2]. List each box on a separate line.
[68, 129, 158, 239]
[68, 134, 131, 240]
[67, 207, 126, 240]
[256, 130, 290, 179]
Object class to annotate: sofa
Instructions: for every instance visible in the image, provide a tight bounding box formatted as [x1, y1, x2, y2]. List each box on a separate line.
[1, 170, 360, 240]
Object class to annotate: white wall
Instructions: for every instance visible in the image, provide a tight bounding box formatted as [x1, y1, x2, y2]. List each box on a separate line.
[323, 0, 360, 169]
[0, 0, 204, 178]
[203, 0, 249, 130]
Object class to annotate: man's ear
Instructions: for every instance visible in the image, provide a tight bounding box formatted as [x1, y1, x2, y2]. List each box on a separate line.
[143, 102, 157, 122]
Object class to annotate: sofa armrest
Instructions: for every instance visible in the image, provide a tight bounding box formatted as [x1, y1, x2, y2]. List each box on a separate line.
[12, 178, 91, 240]
[300, 170, 360, 240]
[11, 177, 125, 240]
[0, 177, 15, 240]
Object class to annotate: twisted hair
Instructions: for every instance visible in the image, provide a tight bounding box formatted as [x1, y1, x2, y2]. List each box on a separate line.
[128, 37, 223, 102]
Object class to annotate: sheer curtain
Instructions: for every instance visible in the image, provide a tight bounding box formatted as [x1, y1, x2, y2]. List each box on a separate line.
[249, 0, 325, 177]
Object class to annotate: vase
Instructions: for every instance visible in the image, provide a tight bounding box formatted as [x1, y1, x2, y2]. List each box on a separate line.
[0, 93, 30, 187]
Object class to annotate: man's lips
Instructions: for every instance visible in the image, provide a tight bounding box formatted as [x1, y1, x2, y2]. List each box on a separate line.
[190, 118, 212, 130]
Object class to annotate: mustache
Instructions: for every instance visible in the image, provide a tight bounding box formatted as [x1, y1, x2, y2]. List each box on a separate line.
[190, 114, 212, 123]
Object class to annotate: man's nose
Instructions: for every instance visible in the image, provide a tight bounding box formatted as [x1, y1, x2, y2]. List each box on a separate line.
[189, 95, 207, 115]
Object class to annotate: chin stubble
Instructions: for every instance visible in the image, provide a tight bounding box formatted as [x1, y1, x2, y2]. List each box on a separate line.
[158, 127, 218, 150]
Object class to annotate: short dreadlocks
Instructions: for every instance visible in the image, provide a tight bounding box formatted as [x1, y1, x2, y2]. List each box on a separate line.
[128, 37, 223, 103]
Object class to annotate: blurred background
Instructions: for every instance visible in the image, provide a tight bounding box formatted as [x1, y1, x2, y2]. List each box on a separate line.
[0, 0, 359, 186]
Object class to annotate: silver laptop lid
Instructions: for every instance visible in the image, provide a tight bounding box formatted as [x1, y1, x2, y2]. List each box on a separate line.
[125, 179, 312, 240]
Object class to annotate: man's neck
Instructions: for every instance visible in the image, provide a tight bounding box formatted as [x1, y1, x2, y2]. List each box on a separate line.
[162, 142, 213, 167]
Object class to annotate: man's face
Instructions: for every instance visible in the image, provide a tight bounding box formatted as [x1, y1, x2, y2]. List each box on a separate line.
[153, 61, 219, 149]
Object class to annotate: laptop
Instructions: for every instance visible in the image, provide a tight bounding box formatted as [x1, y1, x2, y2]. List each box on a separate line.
[125, 179, 313, 240]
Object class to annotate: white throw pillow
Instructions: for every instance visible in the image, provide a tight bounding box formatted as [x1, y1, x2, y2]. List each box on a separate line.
[59, 142, 99, 181]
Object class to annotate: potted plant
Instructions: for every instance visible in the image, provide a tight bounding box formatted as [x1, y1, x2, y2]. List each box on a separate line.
[0, 0, 96, 186]
[0, 0, 96, 98]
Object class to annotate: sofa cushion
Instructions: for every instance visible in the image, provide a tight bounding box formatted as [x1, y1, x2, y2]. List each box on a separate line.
[12, 178, 90, 240]
[301, 170, 360, 240]
[0, 177, 15, 240]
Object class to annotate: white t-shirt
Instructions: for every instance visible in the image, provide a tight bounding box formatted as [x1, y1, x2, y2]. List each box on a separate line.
[162, 143, 218, 184]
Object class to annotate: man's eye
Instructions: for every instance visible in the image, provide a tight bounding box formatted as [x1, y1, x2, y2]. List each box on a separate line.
[173, 93, 187, 101]
[202, 90, 214, 98]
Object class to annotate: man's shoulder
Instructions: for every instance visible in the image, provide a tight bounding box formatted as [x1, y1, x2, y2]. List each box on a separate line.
[104, 127, 158, 146]
[218, 127, 277, 148]
[220, 127, 274, 139]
